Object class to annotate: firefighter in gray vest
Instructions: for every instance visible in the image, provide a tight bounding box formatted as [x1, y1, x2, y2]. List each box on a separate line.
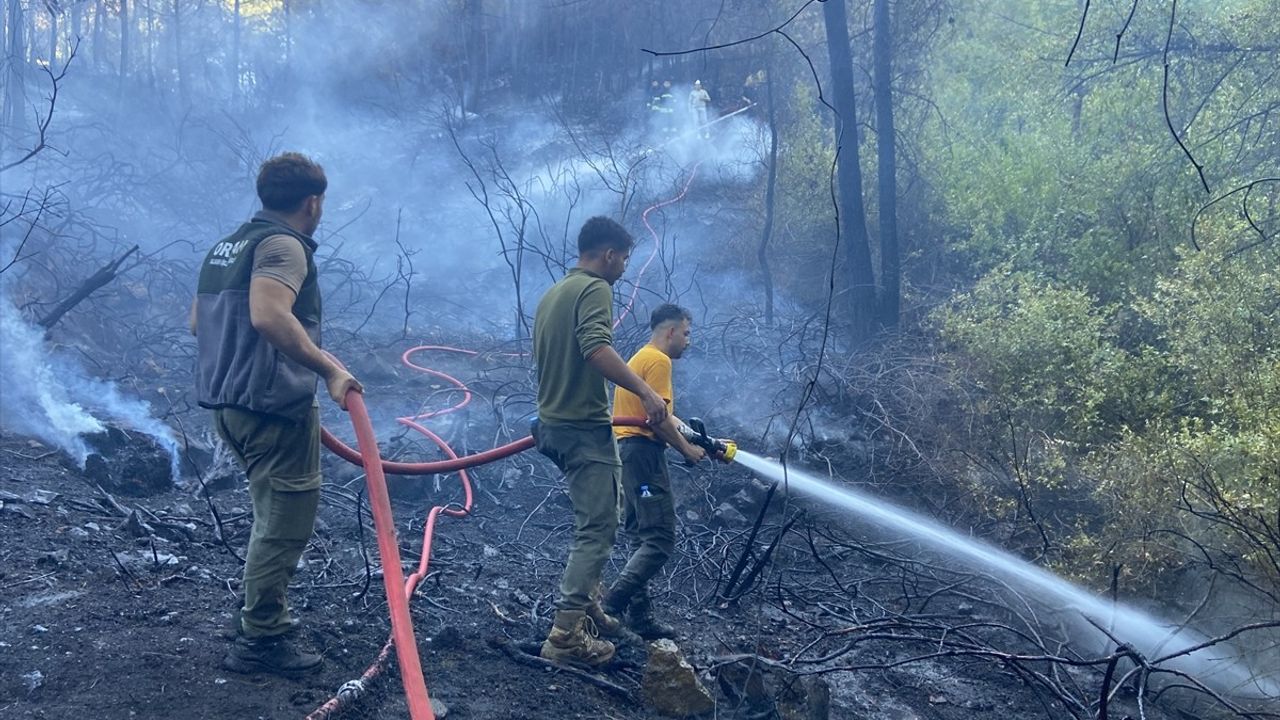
[190, 152, 361, 676]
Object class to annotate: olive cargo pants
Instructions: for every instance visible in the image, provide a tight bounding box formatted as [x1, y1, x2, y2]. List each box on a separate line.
[214, 404, 322, 638]
[612, 437, 676, 598]
[534, 422, 621, 611]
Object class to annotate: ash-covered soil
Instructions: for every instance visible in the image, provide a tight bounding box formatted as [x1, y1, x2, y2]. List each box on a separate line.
[0, 357, 1190, 720]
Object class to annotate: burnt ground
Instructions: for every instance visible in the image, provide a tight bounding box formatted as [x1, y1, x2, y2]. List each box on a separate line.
[0, 353, 1219, 720]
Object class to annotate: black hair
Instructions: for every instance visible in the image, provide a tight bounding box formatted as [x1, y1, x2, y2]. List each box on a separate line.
[257, 152, 327, 212]
[649, 303, 692, 330]
[577, 216, 634, 256]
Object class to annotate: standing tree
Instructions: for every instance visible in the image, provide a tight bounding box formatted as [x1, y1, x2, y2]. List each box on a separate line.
[873, 0, 899, 328]
[171, 0, 186, 105]
[118, 0, 129, 81]
[231, 0, 241, 101]
[46, 0, 58, 65]
[4, 0, 26, 133]
[822, 0, 876, 339]
[93, 0, 104, 69]
[759, 56, 779, 326]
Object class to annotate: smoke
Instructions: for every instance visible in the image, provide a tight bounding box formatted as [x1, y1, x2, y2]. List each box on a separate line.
[0, 292, 179, 474]
[6, 2, 785, 364]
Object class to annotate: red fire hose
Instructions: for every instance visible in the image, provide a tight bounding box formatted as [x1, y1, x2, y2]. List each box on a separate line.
[306, 345, 645, 720]
[614, 163, 699, 329]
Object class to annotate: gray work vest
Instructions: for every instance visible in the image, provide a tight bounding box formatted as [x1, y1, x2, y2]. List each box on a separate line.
[194, 213, 322, 422]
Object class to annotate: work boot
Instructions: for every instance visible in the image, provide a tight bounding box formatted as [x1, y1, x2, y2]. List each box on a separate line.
[222, 633, 322, 677]
[627, 591, 676, 640]
[586, 602, 625, 637]
[601, 578, 639, 619]
[540, 610, 615, 668]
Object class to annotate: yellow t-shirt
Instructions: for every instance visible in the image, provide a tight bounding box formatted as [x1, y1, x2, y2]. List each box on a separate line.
[613, 343, 673, 441]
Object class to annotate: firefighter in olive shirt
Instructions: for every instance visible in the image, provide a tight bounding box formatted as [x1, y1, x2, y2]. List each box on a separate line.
[603, 304, 708, 639]
[532, 216, 667, 668]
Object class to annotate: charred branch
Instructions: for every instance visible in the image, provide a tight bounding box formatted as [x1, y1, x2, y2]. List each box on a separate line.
[37, 244, 139, 331]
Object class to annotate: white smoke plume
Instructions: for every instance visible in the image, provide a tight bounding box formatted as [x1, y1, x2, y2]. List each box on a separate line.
[0, 292, 179, 474]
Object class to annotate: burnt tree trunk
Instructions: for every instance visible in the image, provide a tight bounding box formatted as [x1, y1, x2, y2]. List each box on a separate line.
[4, 0, 26, 133]
[231, 0, 240, 101]
[47, 2, 57, 65]
[93, 1, 104, 69]
[873, 0, 900, 329]
[118, 0, 129, 81]
[821, 0, 876, 339]
[759, 58, 779, 326]
[71, 1, 82, 43]
[172, 0, 186, 105]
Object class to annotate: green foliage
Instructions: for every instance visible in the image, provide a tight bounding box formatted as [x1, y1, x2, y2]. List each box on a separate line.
[1110, 228, 1280, 538]
[937, 269, 1127, 442]
[767, 82, 840, 305]
[917, 1, 1279, 596]
[936, 232, 1279, 591]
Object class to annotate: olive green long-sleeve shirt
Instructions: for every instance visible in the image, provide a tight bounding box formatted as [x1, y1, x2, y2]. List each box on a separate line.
[533, 268, 614, 425]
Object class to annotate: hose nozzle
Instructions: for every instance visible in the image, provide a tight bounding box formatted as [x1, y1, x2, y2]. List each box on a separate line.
[678, 418, 737, 464]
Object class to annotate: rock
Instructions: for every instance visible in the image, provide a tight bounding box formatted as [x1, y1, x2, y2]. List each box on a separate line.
[777, 675, 831, 720]
[117, 510, 153, 538]
[1, 502, 34, 519]
[430, 698, 450, 718]
[36, 549, 69, 567]
[356, 354, 403, 383]
[642, 639, 714, 717]
[21, 670, 44, 698]
[0, 489, 58, 505]
[684, 510, 701, 522]
[711, 502, 747, 528]
[747, 478, 774, 498]
[727, 488, 756, 511]
[117, 549, 179, 573]
[27, 489, 58, 505]
[715, 658, 769, 707]
[17, 590, 84, 609]
[430, 625, 464, 650]
[201, 466, 241, 494]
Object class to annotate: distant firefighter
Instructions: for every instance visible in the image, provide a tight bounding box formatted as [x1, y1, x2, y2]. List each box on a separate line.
[689, 80, 712, 138]
[649, 80, 676, 136]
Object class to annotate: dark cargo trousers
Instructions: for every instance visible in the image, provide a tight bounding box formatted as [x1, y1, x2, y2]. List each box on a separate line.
[214, 404, 322, 638]
[534, 422, 621, 611]
[613, 437, 676, 597]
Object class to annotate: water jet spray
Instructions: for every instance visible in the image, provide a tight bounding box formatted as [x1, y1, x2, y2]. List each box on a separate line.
[728, 449, 1279, 702]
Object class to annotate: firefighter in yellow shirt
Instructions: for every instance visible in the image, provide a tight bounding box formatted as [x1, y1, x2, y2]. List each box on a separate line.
[603, 304, 708, 638]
